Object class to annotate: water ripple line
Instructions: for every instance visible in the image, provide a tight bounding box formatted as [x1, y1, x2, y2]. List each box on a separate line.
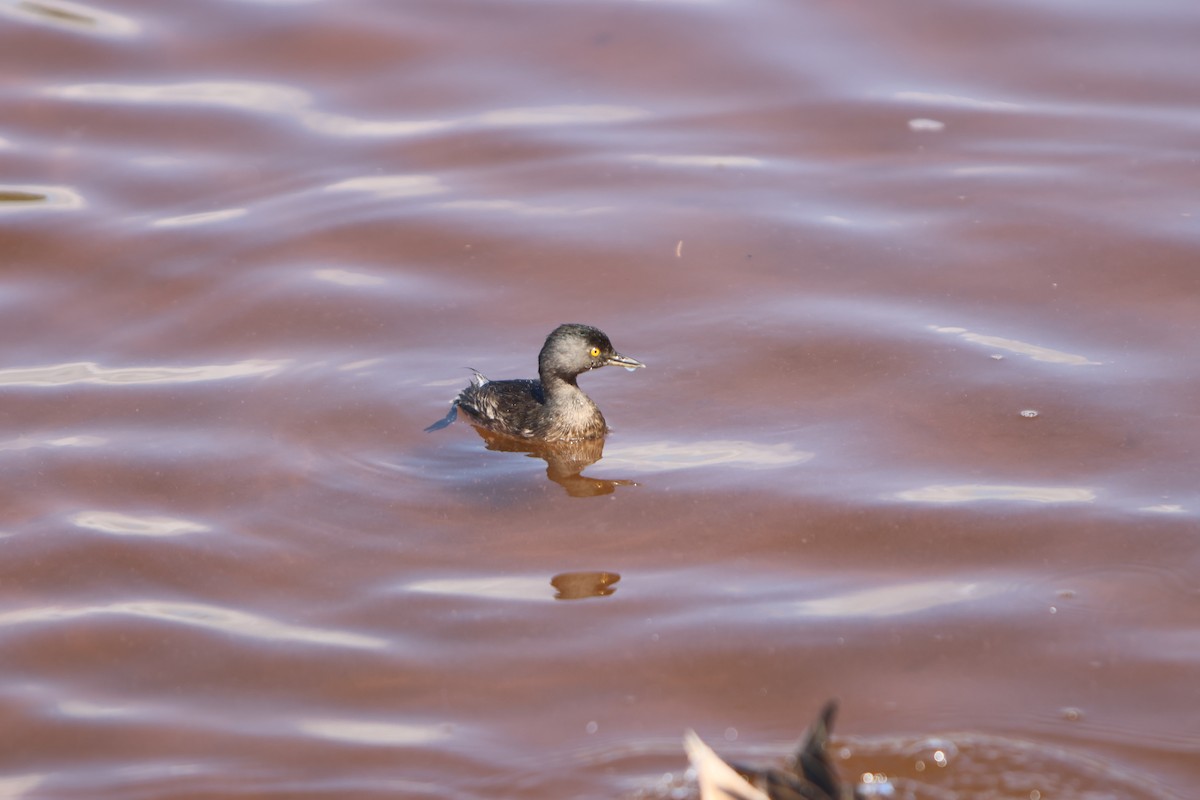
[0, 0, 139, 38]
[0, 601, 387, 650]
[0, 359, 289, 387]
[70, 511, 209, 537]
[895, 484, 1097, 504]
[930, 325, 1101, 365]
[45, 81, 646, 139]
[296, 718, 453, 746]
[778, 579, 1008, 619]
[599, 440, 813, 472]
[0, 184, 85, 213]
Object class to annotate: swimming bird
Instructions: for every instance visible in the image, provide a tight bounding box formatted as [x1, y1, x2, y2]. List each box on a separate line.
[685, 701, 856, 800]
[424, 323, 644, 442]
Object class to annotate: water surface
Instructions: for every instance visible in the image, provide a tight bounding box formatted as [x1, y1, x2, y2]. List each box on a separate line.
[1, 0, 1198, 798]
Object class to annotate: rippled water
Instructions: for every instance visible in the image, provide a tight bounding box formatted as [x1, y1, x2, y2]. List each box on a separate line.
[2, 0, 1198, 798]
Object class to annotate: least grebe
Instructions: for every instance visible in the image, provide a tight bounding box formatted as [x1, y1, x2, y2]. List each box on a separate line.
[425, 323, 645, 442]
[686, 701, 856, 800]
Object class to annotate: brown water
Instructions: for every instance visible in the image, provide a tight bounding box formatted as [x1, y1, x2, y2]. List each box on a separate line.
[1, 0, 1198, 798]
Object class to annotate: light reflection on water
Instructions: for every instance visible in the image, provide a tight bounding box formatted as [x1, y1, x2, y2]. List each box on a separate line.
[151, 208, 248, 227]
[0, 0, 140, 37]
[70, 511, 209, 537]
[888, 90, 1026, 112]
[1138, 504, 1188, 515]
[0, 602, 387, 650]
[312, 268, 388, 288]
[778, 579, 1008, 619]
[0, 775, 42, 799]
[929, 326, 1102, 366]
[57, 700, 139, 720]
[894, 484, 1097, 504]
[435, 198, 615, 217]
[627, 154, 767, 168]
[324, 175, 446, 199]
[297, 719, 454, 746]
[46, 81, 646, 139]
[0, 434, 105, 451]
[0, 184, 85, 212]
[0, 359, 289, 386]
[405, 575, 561, 603]
[405, 572, 621, 602]
[599, 440, 813, 472]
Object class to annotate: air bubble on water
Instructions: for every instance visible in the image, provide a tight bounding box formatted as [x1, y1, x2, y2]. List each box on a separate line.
[858, 774, 895, 797]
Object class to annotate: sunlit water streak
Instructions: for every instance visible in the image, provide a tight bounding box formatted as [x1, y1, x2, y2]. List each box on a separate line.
[46, 81, 647, 139]
[0, 602, 386, 650]
[0, 360, 289, 386]
[70, 511, 209, 537]
[599, 440, 813, 472]
[0, 0, 139, 37]
[0, 185, 85, 212]
[929, 326, 1102, 366]
[894, 484, 1098, 504]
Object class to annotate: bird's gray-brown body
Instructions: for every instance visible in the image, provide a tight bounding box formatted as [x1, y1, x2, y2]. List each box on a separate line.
[425, 324, 644, 442]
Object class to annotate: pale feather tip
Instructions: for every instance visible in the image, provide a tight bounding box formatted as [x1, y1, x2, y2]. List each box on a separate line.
[684, 730, 770, 800]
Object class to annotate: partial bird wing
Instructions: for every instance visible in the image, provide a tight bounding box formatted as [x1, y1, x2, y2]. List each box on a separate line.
[684, 730, 771, 800]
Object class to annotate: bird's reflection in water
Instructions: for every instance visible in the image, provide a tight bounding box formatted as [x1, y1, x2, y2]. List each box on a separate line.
[550, 571, 620, 600]
[470, 426, 636, 497]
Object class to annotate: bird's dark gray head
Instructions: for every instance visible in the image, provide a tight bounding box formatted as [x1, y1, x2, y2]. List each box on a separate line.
[538, 323, 645, 382]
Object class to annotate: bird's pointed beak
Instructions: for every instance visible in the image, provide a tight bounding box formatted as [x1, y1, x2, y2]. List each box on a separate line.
[605, 352, 645, 370]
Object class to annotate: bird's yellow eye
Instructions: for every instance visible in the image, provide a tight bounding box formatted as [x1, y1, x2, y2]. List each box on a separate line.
[589, 347, 601, 357]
